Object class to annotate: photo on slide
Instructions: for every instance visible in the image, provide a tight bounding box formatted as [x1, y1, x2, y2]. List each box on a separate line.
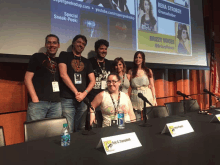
[138, 0, 157, 32]
[174, 0, 189, 8]
[80, 11, 108, 40]
[175, 22, 191, 55]
[82, 0, 135, 15]
[109, 17, 133, 49]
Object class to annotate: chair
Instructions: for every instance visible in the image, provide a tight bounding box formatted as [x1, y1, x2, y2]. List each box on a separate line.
[24, 117, 67, 142]
[180, 99, 201, 112]
[165, 102, 184, 115]
[0, 126, 5, 147]
[146, 106, 169, 119]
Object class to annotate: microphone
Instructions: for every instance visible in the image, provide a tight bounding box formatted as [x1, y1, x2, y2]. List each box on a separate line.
[138, 93, 153, 106]
[203, 89, 220, 101]
[83, 97, 94, 111]
[176, 91, 190, 98]
[203, 89, 216, 96]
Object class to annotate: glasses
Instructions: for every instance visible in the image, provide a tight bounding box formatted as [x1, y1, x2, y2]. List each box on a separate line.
[107, 80, 118, 85]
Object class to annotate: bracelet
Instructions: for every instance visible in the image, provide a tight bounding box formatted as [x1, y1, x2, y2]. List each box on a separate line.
[91, 106, 95, 111]
[85, 89, 89, 93]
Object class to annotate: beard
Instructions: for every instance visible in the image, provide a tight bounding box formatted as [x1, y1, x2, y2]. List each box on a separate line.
[97, 53, 106, 60]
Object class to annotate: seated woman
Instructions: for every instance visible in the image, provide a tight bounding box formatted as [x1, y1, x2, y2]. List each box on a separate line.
[111, 57, 130, 95]
[90, 73, 136, 127]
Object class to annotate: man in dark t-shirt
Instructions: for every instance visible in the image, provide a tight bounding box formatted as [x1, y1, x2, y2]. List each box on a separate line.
[59, 34, 95, 133]
[87, 39, 111, 127]
[24, 34, 62, 121]
[87, 39, 111, 102]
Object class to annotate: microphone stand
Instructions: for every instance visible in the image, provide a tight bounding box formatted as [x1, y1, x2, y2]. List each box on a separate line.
[82, 104, 96, 135]
[183, 95, 187, 114]
[139, 101, 153, 127]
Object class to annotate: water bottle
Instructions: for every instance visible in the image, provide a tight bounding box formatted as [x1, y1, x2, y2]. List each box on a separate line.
[61, 123, 70, 147]
[118, 112, 125, 129]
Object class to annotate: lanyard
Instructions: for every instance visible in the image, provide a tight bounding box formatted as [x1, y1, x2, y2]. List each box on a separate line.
[96, 58, 105, 75]
[109, 91, 121, 116]
[74, 55, 82, 72]
[46, 53, 57, 81]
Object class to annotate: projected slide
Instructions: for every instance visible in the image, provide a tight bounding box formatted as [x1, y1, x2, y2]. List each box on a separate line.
[137, 0, 191, 55]
[0, 0, 207, 68]
[51, 0, 136, 50]
[51, 0, 191, 55]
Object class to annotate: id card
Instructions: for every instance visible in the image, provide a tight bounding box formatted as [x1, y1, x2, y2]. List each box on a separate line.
[74, 73, 82, 84]
[52, 81, 60, 92]
[101, 80, 107, 89]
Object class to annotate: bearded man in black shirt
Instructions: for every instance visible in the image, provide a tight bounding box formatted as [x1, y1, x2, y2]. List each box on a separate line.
[59, 35, 95, 132]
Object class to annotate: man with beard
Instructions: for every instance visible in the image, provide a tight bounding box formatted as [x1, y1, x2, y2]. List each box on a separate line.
[59, 34, 95, 133]
[87, 39, 111, 127]
[24, 34, 62, 121]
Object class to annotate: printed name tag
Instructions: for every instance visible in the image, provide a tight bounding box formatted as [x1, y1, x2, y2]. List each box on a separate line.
[52, 81, 59, 92]
[96, 132, 142, 155]
[210, 114, 220, 123]
[161, 120, 194, 137]
[74, 73, 82, 84]
[101, 80, 107, 89]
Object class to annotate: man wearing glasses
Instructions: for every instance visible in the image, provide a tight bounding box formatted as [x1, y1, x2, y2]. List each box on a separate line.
[24, 34, 62, 121]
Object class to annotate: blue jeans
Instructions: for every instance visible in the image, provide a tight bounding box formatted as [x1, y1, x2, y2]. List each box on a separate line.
[61, 98, 87, 133]
[26, 101, 62, 122]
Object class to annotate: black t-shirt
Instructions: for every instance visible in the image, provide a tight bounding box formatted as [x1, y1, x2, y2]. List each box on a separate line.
[87, 57, 111, 102]
[27, 53, 60, 102]
[59, 51, 93, 99]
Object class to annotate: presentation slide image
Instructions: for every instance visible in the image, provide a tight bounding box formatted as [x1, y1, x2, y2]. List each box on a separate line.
[82, 0, 135, 15]
[109, 17, 133, 49]
[138, 0, 158, 32]
[175, 22, 191, 55]
[137, 0, 191, 56]
[80, 11, 108, 40]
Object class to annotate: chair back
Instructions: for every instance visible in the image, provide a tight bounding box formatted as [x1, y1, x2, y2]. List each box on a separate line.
[181, 99, 200, 112]
[0, 126, 5, 147]
[24, 117, 67, 142]
[146, 106, 169, 119]
[165, 102, 184, 115]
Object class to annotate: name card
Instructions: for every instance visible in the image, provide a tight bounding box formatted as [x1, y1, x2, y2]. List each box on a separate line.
[161, 120, 194, 137]
[210, 114, 220, 123]
[96, 132, 142, 155]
